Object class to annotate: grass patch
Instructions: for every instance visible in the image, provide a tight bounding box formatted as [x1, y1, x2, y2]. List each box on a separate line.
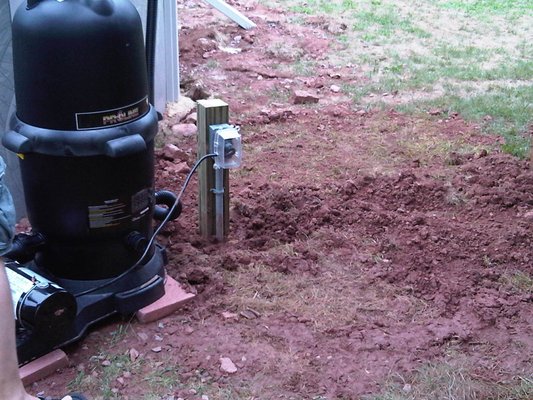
[68, 352, 143, 399]
[370, 359, 533, 400]
[398, 85, 532, 157]
[353, 7, 431, 40]
[438, 0, 532, 17]
[143, 360, 181, 393]
[223, 249, 425, 330]
[289, 0, 358, 15]
[500, 270, 533, 294]
[292, 58, 317, 76]
[278, 0, 532, 157]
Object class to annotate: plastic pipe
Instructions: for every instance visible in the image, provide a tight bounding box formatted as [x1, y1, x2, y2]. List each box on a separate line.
[213, 165, 224, 242]
[145, 0, 158, 106]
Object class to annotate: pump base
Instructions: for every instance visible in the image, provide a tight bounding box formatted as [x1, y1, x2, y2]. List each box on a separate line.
[15, 244, 167, 366]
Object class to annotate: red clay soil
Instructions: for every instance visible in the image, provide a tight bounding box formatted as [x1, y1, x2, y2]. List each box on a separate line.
[29, 1, 532, 399]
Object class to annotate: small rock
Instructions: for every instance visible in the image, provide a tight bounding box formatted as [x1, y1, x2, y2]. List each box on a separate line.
[161, 143, 189, 162]
[222, 311, 239, 320]
[187, 269, 209, 284]
[240, 309, 261, 319]
[202, 395, 210, 400]
[326, 22, 347, 34]
[151, 346, 162, 353]
[101, 360, 111, 367]
[154, 335, 163, 341]
[167, 97, 196, 121]
[184, 112, 197, 124]
[123, 371, 132, 379]
[171, 123, 197, 137]
[477, 149, 488, 158]
[186, 81, 211, 101]
[220, 357, 238, 374]
[330, 85, 341, 93]
[523, 211, 533, 220]
[219, 46, 242, 54]
[166, 162, 190, 175]
[137, 332, 149, 342]
[243, 32, 255, 44]
[292, 90, 320, 105]
[184, 326, 195, 335]
[116, 377, 125, 386]
[129, 348, 140, 361]
[403, 384, 412, 393]
[197, 37, 217, 52]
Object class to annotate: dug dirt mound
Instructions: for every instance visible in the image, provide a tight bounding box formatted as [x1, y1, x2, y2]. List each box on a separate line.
[154, 150, 532, 398]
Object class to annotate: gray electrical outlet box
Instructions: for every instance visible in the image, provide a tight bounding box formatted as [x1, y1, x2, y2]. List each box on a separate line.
[209, 124, 242, 169]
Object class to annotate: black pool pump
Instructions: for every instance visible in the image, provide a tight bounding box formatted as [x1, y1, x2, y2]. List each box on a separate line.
[3, 0, 178, 365]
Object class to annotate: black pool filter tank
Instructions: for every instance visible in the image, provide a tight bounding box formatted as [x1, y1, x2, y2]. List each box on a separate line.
[5, 0, 158, 279]
[3, 0, 176, 364]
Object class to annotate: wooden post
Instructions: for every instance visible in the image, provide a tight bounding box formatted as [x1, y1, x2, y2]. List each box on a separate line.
[197, 99, 230, 239]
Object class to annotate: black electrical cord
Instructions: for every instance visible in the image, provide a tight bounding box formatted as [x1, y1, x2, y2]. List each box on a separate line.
[74, 153, 217, 298]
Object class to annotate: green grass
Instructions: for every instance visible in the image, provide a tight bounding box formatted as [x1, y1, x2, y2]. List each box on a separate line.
[278, 0, 532, 157]
[369, 361, 533, 400]
[398, 85, 532, 157]
[352, 6, 431, 40]
[289, 0, 358, 14]
[292, 58, 317, 76]
[438, 0, 532, 17]
[70, 352, 143, 399]
[500, 270, 533, 294]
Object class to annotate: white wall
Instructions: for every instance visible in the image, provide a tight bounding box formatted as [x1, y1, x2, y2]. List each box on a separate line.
[130, 0, 180, 112]
[1, 0, 25, 218]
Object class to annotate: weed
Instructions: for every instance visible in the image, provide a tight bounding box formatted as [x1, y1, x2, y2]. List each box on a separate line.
[267, 86, 290, 102]
[108, 323, 129, 346]
[500, 270, 533, 293]
[292, 59, 316, 76]
[143, 361, 181, 392]
[205, 59, 219, 69]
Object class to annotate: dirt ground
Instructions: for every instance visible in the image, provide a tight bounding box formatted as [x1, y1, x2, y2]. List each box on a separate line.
[31, 1, 532, 399]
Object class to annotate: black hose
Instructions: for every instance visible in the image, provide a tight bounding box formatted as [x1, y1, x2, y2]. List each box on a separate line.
[145, 0, 158, 106]
[154, 190, 182, 221]
[4, 232, 46, 263]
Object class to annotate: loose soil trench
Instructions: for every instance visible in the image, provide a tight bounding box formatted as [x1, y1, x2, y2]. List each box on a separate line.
[31, 2, 531, 399]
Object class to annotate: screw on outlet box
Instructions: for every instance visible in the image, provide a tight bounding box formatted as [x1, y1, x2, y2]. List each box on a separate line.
[209, 124, 242, 169]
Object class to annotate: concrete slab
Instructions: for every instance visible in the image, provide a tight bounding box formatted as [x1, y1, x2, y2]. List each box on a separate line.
[19, 349, 69, 386]
[136, 276, 195, 323]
